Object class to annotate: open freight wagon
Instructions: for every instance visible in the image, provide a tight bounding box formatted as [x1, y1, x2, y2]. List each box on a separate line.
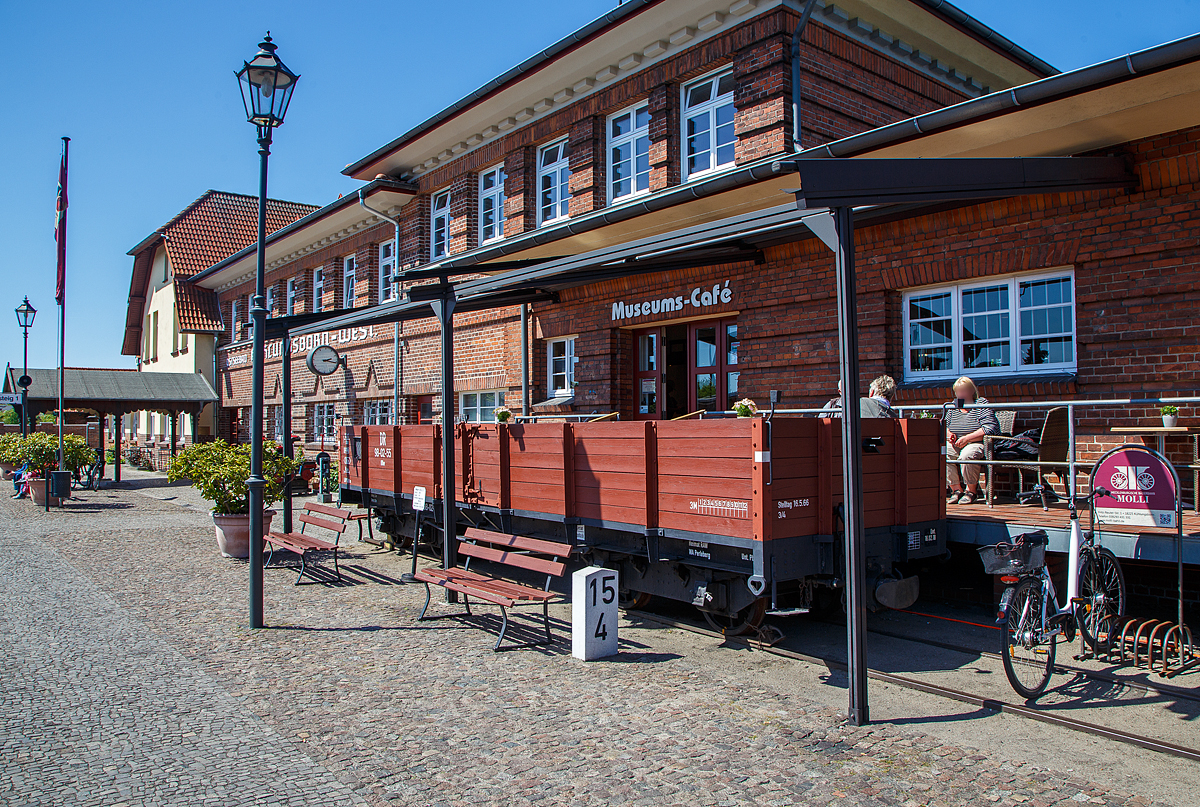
[340, 417, 946, 631]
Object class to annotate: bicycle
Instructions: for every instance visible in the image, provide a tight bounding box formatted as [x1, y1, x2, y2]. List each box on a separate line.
[73, 457, 104, 492]
[980, 487, 1127, 699]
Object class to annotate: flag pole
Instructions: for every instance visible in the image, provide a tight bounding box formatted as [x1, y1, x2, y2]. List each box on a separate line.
[56, 136, 70, 472]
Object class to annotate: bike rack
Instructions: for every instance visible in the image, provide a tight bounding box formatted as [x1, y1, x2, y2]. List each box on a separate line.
[1080, 445, 1197, 678]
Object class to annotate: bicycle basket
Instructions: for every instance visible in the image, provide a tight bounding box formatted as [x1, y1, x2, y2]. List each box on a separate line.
[978, 531, 1048, 575]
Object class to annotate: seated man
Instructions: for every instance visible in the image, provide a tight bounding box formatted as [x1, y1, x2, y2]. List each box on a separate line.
[860, 375, 898, 418]
[945, 376, 1000, 505]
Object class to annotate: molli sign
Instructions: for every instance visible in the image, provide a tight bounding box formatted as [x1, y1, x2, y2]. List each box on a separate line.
[611, 280, 734, 322]
[1093, 446, 1178, 528]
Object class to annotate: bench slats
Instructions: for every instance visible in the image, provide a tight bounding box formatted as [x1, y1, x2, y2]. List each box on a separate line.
[458, 541, 566, 577]
[266, 532, 337, 552]
[304, 502, 352, 519]
[461, 528, 571, 558]
[415, 569, 518, 608]
[298, 513, 348, 534]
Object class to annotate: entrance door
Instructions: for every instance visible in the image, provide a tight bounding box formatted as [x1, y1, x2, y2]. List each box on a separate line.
[633, 318, 736, 419]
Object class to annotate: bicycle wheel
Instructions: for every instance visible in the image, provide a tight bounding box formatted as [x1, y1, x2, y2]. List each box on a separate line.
[1001, 578, 1056, 700]
[1077, 547, 1126, 654]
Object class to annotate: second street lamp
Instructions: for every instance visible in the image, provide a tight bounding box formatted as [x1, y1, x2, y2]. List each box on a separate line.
[236, 33, 299, 629]
[14, 297, 37, 437]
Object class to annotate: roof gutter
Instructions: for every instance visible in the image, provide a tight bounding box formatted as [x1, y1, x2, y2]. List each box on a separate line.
[807, 32, 1200, 158]
[341, 0, 661, 178]
[189, 177, 417, 285]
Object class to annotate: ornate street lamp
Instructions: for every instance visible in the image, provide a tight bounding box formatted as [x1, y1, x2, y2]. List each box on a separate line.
[236, 33, 299, 629]
[14, 297, 37, 437]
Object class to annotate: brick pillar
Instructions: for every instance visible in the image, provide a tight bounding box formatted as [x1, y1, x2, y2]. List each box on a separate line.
[504, 145, 536, 236]
[448, 174, 478, 255]
[734, 32, 792, 163]
[568, 116, 605, 216]
[648, 82, 681, 192]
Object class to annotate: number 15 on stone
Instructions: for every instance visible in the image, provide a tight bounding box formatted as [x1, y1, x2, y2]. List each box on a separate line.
[572, 566, 618, 660]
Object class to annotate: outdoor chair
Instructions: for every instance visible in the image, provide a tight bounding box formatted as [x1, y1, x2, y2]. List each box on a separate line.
[985, 407, 1073, 510]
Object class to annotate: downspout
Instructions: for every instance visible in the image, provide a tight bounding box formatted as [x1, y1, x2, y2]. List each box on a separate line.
[358, 191, 404, 422]
[791, 0, 819, 152]
[520, 304, 529, 417]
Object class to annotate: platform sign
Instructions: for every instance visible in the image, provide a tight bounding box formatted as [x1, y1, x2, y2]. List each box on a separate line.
[412, 485, 427, 512]
[572, 566, 618, 660]
[1093, 446, 1178, 529]
[0, 393, 20, 404]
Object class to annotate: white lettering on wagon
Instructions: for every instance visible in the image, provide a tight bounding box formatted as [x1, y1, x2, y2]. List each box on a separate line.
[688, 541, 712, 560]
[610, 280, 734, 322]
[777, 498, 811, 519]
[689, 497, 749, 519]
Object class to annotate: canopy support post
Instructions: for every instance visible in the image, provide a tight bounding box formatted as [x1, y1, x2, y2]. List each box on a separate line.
[429, 286, 458, 603]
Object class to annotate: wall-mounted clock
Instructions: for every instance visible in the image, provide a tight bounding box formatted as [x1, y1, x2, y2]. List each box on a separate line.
[306, 344, 342, 376]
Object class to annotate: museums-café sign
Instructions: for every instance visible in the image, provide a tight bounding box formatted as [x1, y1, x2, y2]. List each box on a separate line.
[224, 325, 380, 367]
[611, 280, 735, 322]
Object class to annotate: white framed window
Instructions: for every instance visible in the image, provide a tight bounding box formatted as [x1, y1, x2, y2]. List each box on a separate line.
[538, 140, 571, 226]
[548, 337, 577, 396]
[342, 256, 356, 309]
[479, 165, 507, 243]
[460, 390, 506, 423]
[313, 403, 337, 440]
[286, 277, 298, 315]
[364, 399, 392, 425]
[379, 241, 398, 303]
[273, 405, 284, 443]
[265, 285, 276, 315]
[608, 103, 651, 202]
[431, 191, 451, 259]
[229, 299, 239, 341]
[682, 69, 736, 181]
[313, 267, 324, 312]
[245, 295, 253, 326]
[903, 270, 1077, 381]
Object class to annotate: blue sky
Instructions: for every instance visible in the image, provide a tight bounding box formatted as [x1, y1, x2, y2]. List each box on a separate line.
[2, 0, 1198, 372]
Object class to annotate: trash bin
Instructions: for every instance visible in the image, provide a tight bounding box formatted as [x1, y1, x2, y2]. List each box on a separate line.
[49, 470, 72, 499]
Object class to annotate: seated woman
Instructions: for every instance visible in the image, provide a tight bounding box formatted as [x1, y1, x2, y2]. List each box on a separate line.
[860, 375, 898, 418]
[945, 376, 1000, 505]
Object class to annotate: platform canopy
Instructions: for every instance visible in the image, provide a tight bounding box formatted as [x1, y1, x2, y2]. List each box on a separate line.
[2, 366, 217, 418]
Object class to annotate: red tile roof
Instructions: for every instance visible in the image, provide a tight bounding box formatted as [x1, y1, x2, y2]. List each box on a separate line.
[123, 191, 317, 355]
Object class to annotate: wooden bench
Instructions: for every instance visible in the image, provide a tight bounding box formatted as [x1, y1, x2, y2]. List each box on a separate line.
[415, 527, 572, 651]
[265, 503, 349, 585]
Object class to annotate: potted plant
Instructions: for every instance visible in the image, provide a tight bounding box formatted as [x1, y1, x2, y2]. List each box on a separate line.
[0, 433, 21, 480]
[494, 405, 512, 423]
[1162, 405, 1179, 428]
[18, 432, 61, 506]
[167, 439, 298, 558]
[733, 398, 758, 418]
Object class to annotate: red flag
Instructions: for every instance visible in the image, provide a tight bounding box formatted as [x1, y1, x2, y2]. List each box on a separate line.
[54, 137, 70, 305]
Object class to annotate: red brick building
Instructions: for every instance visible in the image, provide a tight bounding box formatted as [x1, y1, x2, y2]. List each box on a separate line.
[191, 0, 1051, 451]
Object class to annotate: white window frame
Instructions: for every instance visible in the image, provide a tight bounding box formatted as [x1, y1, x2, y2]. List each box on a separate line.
[431, 191, 451, 259]
[313, 267, 324, 312]
[547, 337, 578, 396]
[379, 241, 398, 303]
[902, 268, 1078, 382]
[265, 285, 276, 315]
[342, 256, 356, 309]
[313, 403, 337, 440]
[459, 390, 507, 423]
[273, 405, 284, 443]
[607, 102, 651, 204]
[364, 399, 393, 426]
[479, 164, 507, 244]
[537, 139, 571, 226]
[286, 277, 298, 315]
[229, 299, 239, 341]
[681, 68, 737, 182]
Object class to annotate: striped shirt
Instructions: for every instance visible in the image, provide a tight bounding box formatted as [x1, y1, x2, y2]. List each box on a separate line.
[945, 397, 1000, 436]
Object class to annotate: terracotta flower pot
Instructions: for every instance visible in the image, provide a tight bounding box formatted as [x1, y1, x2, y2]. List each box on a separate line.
[212, 510, 276, 559]
[0, 463, 15, 481]
[27, 479, 61, 507]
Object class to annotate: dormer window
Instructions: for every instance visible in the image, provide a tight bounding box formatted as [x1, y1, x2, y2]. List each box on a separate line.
[683, 70, 736, 180]
[538, 140, 571, 226]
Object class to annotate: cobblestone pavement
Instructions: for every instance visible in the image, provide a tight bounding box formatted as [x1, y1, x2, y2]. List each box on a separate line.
[0, 481, 1167, 807]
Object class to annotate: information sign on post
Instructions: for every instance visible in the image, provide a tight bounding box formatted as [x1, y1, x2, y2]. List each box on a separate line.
[0, 393, 21, 405]
[572, 566, 619, 660]
[1093, 446, 1179, 529]
[412, 485, 427, 512]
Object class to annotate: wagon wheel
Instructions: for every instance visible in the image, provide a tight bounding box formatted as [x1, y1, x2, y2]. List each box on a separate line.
[618, 588, 652, 610]
[702, 597, 768, 636]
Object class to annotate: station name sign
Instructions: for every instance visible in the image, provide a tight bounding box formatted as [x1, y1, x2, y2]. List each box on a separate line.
[610, 280, 734, 322]
[225, 325, 380, 367]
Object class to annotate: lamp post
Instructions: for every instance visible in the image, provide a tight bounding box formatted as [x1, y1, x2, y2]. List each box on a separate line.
[14, 297, 37, 437]
[236, 33, 299, 629]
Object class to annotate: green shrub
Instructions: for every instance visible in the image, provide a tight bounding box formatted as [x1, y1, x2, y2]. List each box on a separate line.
[36, 411, 58, 424]
[16, 432, 59, 471]
[1162, 405, 1179, 416]
[62, 435, 96, 473]
[0, 406, 17, 425]
[167, 439, 299, 515]
[0, 433, 22, 466]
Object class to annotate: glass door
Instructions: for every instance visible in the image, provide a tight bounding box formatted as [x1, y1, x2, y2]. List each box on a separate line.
[689, 318, 738, 414]
[633, 328, 660, 420]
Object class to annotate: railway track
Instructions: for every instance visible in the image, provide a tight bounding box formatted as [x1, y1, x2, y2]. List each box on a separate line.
[628, 609, 1200, 764]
